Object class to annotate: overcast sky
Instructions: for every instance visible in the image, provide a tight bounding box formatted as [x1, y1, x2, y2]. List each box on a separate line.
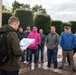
[2, 0, 76, 22]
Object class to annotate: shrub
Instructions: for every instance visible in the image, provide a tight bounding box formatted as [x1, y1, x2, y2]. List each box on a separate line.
[34, 13, 51, 35]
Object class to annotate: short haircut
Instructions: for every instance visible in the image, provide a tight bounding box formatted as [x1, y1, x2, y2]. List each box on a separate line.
[8, 16, 19, 24]
[51, 25, 56, 29]
[40, 28, 43, 30]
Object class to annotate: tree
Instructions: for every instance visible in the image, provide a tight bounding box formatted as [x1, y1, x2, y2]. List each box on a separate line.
[2, 5, 11, 12]
[2, 5, 6, 11]
[21, 3, 30, 9]
[32, 5, 46, 14]
[12, 0, 21, 12]
[12, 0, 30, 12]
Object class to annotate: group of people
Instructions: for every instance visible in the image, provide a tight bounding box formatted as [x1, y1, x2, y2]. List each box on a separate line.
[18, 26, 46, 65]
[0, 16, 76, 75]
[19, 25, 76, 72]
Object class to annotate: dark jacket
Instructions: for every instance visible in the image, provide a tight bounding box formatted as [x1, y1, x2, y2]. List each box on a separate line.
[0, 25, 22, 71]
[23, 30, 31, 38]
[18, 32, 25, 40]
[39, 34, 46, 47]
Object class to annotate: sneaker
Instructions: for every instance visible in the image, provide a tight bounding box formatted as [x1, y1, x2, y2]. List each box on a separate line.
[44, 66, 51, 70]
[54, 69, 58, 72]
[23, 61, 26, 64]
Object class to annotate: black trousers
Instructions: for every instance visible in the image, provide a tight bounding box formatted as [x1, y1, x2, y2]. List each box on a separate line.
[26, 48, 30, 61]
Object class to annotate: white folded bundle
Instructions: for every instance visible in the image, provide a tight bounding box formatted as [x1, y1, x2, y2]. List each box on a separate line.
[20, 38, 35, 50]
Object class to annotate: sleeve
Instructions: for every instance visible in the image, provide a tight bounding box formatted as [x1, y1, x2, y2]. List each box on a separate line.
[60, 35, 64, 48]
[37, 34, 41, 45]
[54, 34, 60, 48]
[42, 35, 46, 44]
[45, 35, 48, 46]
[72, 35, 76, 49]
[10, 32, 22, 57]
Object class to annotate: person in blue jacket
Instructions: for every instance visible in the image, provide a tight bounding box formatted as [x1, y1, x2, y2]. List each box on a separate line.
[60, 26, 76, 72]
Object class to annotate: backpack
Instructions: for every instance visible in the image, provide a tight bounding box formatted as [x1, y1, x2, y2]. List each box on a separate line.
[0, 32, 10, 65]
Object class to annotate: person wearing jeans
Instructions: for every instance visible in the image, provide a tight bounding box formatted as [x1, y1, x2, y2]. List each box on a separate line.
[28, 27, 41, 65]
[46, 25, 59, 72]
[37, 29, 46, 63]
[18, 27, 26, 64]
[24, 26, 31, 62]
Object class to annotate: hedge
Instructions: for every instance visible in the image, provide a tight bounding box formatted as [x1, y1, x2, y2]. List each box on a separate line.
[51, 20, 63, 35]
[2, 11, 12, 26]
[34, 13, 51, 35]
[70, 21, 76, 33]
[14, 9, 33, 29]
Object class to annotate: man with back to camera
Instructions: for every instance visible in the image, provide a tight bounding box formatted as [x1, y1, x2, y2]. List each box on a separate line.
[0, 16, 22, 75]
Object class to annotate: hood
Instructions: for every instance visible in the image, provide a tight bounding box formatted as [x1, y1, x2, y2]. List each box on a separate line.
[0, 25, 16, 33]
[32, 27, 38, 33]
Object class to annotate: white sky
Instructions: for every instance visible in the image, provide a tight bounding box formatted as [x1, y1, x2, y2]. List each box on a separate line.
[2, 0, 76, 22]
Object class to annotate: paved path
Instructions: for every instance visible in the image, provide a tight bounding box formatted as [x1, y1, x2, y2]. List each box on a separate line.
[19, 46, 76, 75]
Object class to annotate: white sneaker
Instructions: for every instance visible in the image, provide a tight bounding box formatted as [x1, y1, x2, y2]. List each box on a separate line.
[44, 66, 51, 70]
[54, 69, 58, 72]
[23, 61, 26, 64]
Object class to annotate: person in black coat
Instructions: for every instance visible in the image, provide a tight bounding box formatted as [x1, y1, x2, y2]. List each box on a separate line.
[18, 27, 26, 64]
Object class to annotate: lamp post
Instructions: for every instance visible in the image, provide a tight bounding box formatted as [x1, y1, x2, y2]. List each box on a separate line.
[0, 0, 2, 28]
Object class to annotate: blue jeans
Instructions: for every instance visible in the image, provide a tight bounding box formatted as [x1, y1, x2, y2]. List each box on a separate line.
[21, 50, 26, 62]
[47, 48, 58, 69]
[29, 49, 38, 64]
[0, 70, 19, 75]
[37, 46, 44, 62]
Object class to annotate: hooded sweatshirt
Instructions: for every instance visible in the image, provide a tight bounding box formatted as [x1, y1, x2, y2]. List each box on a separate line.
[60, 32, 76, 51]
[28, 28, 41, 49]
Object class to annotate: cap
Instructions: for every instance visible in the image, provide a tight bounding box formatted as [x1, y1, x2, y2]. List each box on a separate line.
[66, 26, 71, 29]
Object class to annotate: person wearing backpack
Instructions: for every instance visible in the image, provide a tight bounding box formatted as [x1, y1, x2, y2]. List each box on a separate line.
[0, 16, 22, 75]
